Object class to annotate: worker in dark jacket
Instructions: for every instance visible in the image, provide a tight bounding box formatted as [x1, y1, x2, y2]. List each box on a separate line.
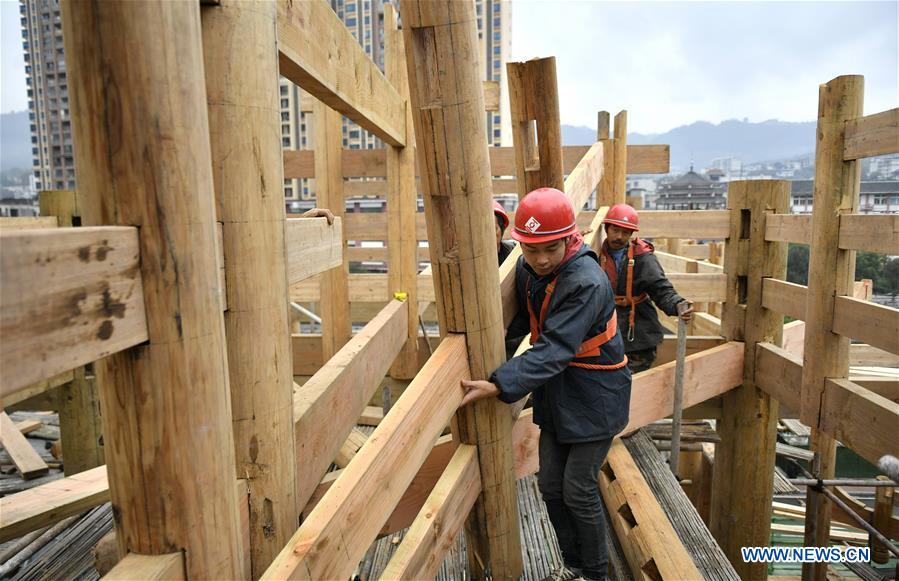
[462, 188, 631, 581]
[599, 204, 693, 373]
[494, 200, 516, 265]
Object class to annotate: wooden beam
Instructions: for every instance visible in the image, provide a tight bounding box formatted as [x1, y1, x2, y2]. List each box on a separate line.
[0, 465, 109, 543]
[62, 1, 244, 574]
[624, 342, 744, 433]
[263, 335, 470, 581]
[381, 444, 481, 581]
[277, 0, 405, 146]
[202, 2, 300, 573]
[291, 333, 324, 376]
[564, 141, 605, 212]
[599, 439, 704, 580]
[0, 227, 147, 396]
[0, 412, 48, 479]
[833, 296, 899, 354]
[104, 553, 185, 581]
[838, 214, 899, 255]
[293, 300, 408, 511]
[638, 210, 731, 239]
[843, 107, 899, 160]
[761, 278, 808, 321]
[800, 75, 863, 581]
[507, 57, 565, 199]
[401, 4, 522, 577]
[655, 335, 725, 366]
[820, 378, 899, 467]
[691, 312, 722, 336]
[285, 217, 343, 285]
[765, 214, 811, 245]
[666, 273, 727, 302]
[385, 5, 421, 380]
[333, 427, 369, 468]
[850, 344, 899, 367]
[0, 216, 59, 230]
[755, 342, 803, 412]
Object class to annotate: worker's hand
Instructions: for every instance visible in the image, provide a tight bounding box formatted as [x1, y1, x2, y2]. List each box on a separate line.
[460, 379, 500, 407]
[580, 227, 594, 237]
[302, 207, 335, 225]
[677, 300, 694, 322]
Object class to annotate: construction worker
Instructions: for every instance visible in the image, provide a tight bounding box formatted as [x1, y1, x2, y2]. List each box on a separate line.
[494, 200, 516, 265]
[599, 204, 694, 373]
[462, 187, 631, 581]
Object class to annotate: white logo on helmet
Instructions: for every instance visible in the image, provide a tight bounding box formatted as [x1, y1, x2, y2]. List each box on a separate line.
[524, 216, 541, 233]
[622, 216, 629, 222]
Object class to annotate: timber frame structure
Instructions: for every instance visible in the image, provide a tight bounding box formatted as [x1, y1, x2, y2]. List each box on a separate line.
[0, 1, 897, 580]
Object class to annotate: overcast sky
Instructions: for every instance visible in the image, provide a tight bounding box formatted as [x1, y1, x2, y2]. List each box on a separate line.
[510, 1, 898, 133]
[2, 1, 896, 135]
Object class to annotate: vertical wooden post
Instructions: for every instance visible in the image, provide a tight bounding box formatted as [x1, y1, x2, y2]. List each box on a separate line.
[870, 476, 894, 563]
[800, 75, 863, 581]
[314, 102, 351, 361]
[507, 57, 564, 200]
[710, 180, 789, 579]
[612, 110, 628, 204]
[597, 110, 615, 207]
[39, 190, 105, 475]
[385, 4, 420, 380]
[62, 1, 243, 578]
[201, 1, 298, 576]
[399, 2, 523, 578]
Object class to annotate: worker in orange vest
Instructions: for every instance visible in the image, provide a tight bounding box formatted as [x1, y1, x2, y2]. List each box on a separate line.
[599, 204, 693, 373]
[463, 188, 631, 581]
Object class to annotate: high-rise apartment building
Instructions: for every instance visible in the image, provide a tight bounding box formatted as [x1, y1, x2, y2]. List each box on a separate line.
[19, 0, 75, 191]
[280, 0, 511, 208]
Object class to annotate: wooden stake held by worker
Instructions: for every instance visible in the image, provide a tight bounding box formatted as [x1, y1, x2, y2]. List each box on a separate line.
[507, 57, 565, 200]
[710, 180, 789, 580]
[202, 1, 298, 575]
[62, 1, 243, 577]
[800, 75, 864, 581]
[399, 1, 523, 577]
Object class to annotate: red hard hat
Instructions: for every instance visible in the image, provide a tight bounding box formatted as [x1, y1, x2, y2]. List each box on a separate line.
[493, 200, 509, 231]
[511, 188, 577, 244]
[603, 203, 639, 231]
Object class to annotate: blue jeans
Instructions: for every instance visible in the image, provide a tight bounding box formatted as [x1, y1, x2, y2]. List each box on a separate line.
[538, 430, 612, 581]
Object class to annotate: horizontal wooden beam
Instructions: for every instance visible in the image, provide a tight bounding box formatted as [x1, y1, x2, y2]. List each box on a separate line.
[285, 217, 343, 284]
[761, 278, 808, 321]
[820, 378, 899, 466]
[843, 108, 899, 160]
[754, 342, 802, 412]
[264, 335, 469, 581]
[0, 227, 148, 396]
[293, 299, 408, 511]
[833, 295, 899, 354]
[281, 143, 668, 180]
[299, 80, 500, 113]
[691, 312, 722, 336]
[624, 341, 744, 433]
[764, 213, 811, 245]
[638, 210, 730, 239]
[104, 553, 185, 581]
[655, 336, 725, 366]
[1, 369, 71, 409]
[277, 0, 406, 146]
[0, 216, 58, 230]
[838, 214, 899, 255]
[381, 444, 481, 581]
[666, 273, 727, 302]
[850, 344, 899, 368]
[0, 465, 109, 543]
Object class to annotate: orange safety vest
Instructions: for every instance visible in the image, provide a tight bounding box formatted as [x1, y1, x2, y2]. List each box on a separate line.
[526, 277, 628, 371]
[601, 243, 647, 342]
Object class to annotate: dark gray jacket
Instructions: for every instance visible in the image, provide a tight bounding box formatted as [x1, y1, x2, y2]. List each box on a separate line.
[601, 240, 685, 353]
[498, 239, 516, 266]
[492, 246, 632, 443]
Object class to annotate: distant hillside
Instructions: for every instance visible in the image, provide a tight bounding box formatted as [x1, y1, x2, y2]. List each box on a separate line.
[0, 111, 32, 171]
[562, 119, 816, 172]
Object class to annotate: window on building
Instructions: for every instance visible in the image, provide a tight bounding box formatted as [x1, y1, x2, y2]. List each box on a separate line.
[280, 84, 288, 95]
[347, 3, 355, 11]
[346, 17, 356, 26]
[493, 17, 500, 26]
[281, 98, 289, 108]
[282, 137, 290, 147]
[493, 31, 500, 41]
